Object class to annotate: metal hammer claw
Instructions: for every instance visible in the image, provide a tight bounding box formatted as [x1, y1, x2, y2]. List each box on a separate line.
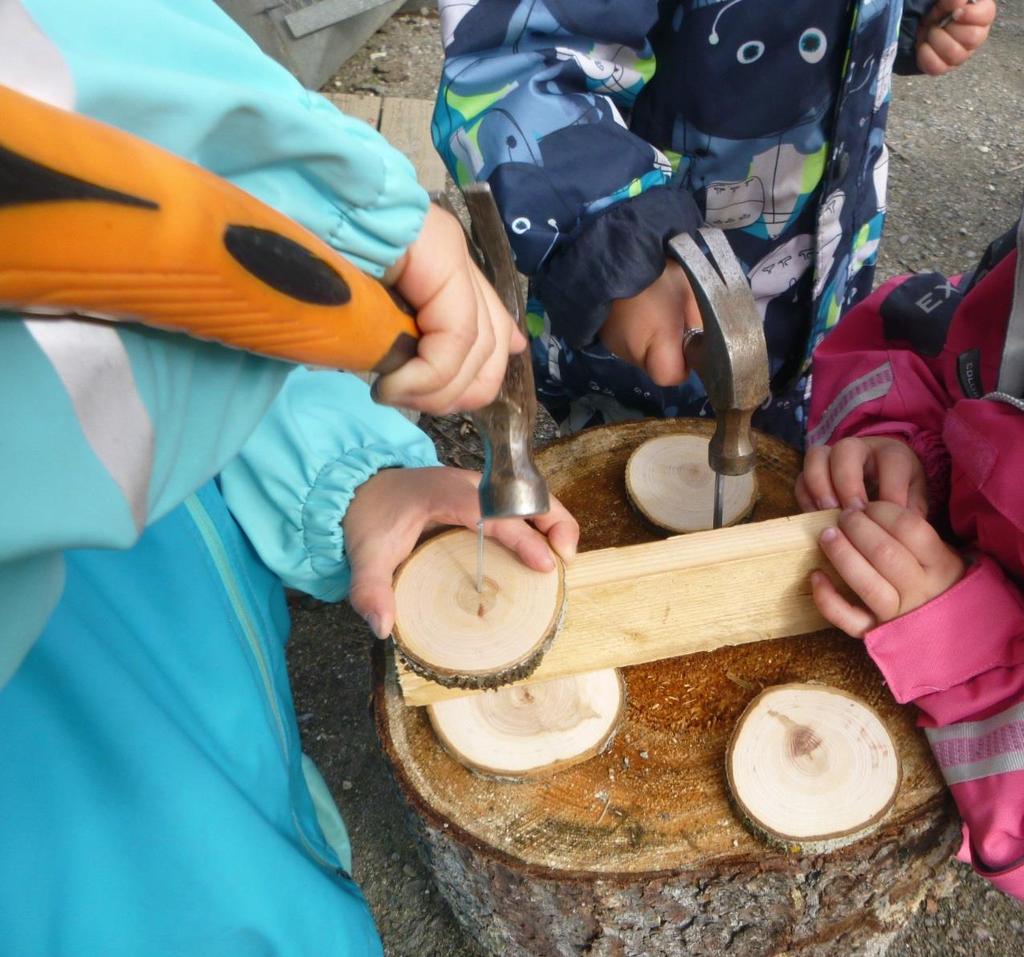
[667, 227, 770, 511]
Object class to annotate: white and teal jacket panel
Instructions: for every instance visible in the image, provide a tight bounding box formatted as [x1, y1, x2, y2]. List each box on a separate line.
[0, 0, 431, 683]
[0, 368, 436, 956]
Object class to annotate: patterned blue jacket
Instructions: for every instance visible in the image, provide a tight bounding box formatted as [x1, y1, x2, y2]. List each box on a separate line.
[434, 0, 934, 442]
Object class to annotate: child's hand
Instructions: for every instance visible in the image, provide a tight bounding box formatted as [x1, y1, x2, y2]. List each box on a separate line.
[916, 0, 996, 76]
[375, 205, 527, 414]
[796, 436, 928, 516]
[810, 501, 965, 638]
[599, 259, 703, 387]
[341, 466, 580, 639]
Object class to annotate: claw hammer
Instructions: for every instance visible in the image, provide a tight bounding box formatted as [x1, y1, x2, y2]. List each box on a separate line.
[0, 85, 549, 545]
[668, 227, 770, 528]
[432, 185, 550, 589]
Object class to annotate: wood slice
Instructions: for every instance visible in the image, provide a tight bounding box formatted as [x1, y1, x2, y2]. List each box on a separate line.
[392, 530, 566, 689]
[428, 669, 625, 779]
[375, 418, 957, 957]
[727, 683, 901, 853]
[626, 433, 757, 532]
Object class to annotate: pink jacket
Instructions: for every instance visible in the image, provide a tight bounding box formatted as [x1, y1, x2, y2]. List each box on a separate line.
[807, 220, 1024, 897]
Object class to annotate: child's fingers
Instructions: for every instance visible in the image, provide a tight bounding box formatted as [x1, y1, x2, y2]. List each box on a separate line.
[347, 540, 400, 640]
[861, 501, 958, 573]
[441, 264, 506, 411]
[923, 0, 996, 29]
[483, 518, 557, 572]
[922, 21, 982, 63]
[825, 438, 873, 509]
[859, 500, 934, 553]
[819, 522, 901, 620]
[874, 441, 927, 514]
[644, 331, 687, 388]
[838, 507, 922, 594]
[529, 496, 580, 563]
[810, 570, 877, 638]
[800, 445, 841, 510]
[794, 474, 819, 513]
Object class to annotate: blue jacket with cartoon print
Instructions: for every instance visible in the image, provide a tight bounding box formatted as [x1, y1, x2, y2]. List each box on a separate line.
[434, 0, 934, 443]
[0, 1, 436, 954]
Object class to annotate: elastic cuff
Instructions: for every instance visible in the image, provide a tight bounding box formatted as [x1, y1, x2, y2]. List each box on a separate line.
[533, 185, 702, 347]
[300, 446, 438, 601]
[865, 556, 1024, 703]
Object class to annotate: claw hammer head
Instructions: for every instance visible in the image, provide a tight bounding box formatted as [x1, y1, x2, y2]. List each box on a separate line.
[433, 184, 550, 519]
[667, 227, 770, 476]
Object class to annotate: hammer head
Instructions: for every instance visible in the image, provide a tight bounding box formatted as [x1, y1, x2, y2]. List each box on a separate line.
[460, 184, 550, 519]
[668, 228, 770, 476]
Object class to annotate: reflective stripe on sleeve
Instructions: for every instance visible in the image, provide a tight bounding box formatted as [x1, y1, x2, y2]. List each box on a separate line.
[926, 702, 1024, 786]
[26, 318, 153, 530]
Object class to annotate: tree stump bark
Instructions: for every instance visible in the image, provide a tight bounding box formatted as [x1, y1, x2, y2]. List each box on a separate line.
[374, 418, 957, 957]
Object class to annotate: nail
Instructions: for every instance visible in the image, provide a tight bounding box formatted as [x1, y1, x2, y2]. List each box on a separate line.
[820, 527, 839, 544]
[818, 495, 839, 510]
[367, 613, 387, 640]
[848, 497, 867, 511]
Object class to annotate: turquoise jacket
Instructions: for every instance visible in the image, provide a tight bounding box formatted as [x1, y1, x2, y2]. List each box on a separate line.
[1, 0, 430, 683]
[0, 2, 437, 954]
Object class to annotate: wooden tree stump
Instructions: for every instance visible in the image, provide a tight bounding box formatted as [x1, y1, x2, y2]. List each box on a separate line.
[428, 668, 625, 779]
[727, 683, 902, 853]
[626, 433, 757, 532]
[392, 530, 566, 689]
[374, 418, 957, 957]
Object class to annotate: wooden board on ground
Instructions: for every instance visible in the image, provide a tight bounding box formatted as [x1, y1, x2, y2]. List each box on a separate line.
[378, 97, 447, 193]
[375, 417, 956, 957]
[325, 92, 381, 128]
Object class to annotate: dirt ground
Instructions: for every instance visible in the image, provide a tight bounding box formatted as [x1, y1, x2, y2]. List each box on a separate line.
[291, 5, 1024, 955]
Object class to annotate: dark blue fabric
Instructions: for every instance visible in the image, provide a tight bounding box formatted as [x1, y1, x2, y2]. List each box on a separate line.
[534, 184, 702, 347]
[437, 0, 929, 447]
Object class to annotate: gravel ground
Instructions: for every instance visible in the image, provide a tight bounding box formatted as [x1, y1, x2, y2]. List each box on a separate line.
[291, 5, 1024, 955]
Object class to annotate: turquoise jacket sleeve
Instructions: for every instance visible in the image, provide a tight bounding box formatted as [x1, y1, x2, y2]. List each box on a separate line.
[0, 0, 428, 683]
[20, 0, 428, 276]
[219, 369, 440, 602]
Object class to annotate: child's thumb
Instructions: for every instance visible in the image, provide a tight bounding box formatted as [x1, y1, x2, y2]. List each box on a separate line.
[348, 547, 399, 639]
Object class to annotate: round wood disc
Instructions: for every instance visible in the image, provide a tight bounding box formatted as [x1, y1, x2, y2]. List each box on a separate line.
[626, 433, 757, 532]
[727, 683, 901, 852]
[428, 669, 625, 779]
[392, 529, 566, 689]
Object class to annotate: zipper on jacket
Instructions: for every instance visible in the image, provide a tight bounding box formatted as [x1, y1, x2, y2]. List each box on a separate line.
[183, 494, 338, 872]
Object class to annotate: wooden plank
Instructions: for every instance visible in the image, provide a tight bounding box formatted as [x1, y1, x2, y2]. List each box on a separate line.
[378, 96, 448, 193]
[398, 509, 843, 706]
[325, 93, 382, 129]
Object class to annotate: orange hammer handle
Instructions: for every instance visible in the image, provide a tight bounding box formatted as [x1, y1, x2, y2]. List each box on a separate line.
[0, 84, 419, 373]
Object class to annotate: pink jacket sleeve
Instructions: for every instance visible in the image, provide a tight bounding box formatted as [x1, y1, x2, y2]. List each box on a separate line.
[808, 276, 1024, 897]
[807, 276, 953, 516]
[865, 557, 1024, 896]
